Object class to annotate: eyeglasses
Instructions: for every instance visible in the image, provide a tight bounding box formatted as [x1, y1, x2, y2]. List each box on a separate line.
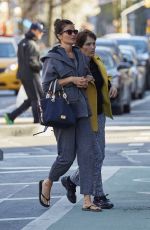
[61, 29, 78, 35]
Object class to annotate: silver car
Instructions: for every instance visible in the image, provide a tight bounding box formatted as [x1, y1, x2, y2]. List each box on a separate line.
[119, 45, 145, 99]
[96, 47, 132, 114]
[111, 36, 148, 90]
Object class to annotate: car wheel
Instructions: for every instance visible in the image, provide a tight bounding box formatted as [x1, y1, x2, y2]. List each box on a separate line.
[124, 104, 130, 113]
[14, 90, 18, 96]
[112, 105, 124, 115]
[132, 92, 137, 100]
[138, 91, 144, 99]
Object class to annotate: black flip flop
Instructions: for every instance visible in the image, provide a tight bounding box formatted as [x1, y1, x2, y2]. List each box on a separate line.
[39, 180, 50, 208]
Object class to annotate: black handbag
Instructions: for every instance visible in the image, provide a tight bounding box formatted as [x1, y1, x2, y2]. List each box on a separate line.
[38, 80, 76, 129]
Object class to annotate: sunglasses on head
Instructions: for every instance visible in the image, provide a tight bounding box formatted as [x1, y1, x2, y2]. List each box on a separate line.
[61, 29, 78, 35]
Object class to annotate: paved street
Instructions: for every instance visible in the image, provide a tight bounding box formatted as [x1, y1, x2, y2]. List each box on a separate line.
[0, 91, 150, 230]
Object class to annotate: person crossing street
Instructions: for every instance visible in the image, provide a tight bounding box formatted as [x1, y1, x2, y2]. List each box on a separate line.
[4, 22, 44, 124]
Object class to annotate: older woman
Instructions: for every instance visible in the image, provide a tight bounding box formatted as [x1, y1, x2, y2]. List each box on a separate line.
[61, 30, 117, 209]
[39, 20, 101, 212]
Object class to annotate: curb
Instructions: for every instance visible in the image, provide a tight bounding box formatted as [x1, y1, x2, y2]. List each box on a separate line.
[1, 123, 150, 137]
[0, 124, 40, 137]
[0, 117, 40, 137]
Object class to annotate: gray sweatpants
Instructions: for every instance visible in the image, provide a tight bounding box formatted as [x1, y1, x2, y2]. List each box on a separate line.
[49, 117, 94, 195]
[70, 113, 106, 197]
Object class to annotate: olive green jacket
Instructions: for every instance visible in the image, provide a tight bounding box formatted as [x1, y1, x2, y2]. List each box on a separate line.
[86, 55, 113, 132]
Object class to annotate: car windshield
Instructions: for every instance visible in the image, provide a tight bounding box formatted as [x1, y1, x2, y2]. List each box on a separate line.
[0, 43, 16, 57]
[116, 39, 148, 54]
[97, 51, 116, 69]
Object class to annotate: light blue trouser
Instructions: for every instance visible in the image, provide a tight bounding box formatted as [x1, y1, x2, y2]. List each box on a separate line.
[49, 117, 94, 195]
[70, 113, 106, 197]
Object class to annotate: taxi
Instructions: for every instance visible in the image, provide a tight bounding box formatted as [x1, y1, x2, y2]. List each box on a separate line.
[0, 36, 20, 94]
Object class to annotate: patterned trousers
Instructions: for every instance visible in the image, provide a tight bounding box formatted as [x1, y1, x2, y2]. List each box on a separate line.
[70, 113, 106, 197]
[49, 117, 94, 195]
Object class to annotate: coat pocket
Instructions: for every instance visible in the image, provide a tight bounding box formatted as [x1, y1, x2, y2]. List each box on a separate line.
[64, 86, 79, 103]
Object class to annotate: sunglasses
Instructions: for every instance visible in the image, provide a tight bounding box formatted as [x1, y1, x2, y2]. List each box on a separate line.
[61, 29, 78, 35]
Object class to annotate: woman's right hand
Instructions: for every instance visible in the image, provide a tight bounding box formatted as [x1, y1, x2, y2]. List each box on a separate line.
[58, 76, 88, 88]
[72, 76, 88, 88]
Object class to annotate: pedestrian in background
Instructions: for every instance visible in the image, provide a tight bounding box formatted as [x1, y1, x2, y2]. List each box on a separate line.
[61, 30, 117, 209]
[39, 19, 101, 212]
[4, 22, 44, 124]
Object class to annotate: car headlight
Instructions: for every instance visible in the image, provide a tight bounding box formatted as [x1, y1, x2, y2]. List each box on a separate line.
[5, 63, 18, 72]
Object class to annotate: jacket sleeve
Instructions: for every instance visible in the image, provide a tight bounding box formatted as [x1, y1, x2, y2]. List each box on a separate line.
[42, 58, 61, 93]
[83, 54, 93, 76]
[27, 42, 42, 72]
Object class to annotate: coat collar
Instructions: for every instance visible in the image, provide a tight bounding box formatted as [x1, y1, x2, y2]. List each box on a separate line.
[92, 55, 108, 86]
[41, 45, 82, 69]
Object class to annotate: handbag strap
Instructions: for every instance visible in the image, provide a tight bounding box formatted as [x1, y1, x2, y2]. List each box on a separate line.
[46, 79, 57, 99]
[46, 79, 69, 103]
[33, 126, 49, 136]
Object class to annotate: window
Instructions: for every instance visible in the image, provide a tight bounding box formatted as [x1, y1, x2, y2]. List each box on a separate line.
[0, 43, 16, 58]
[97, 51, 116, 69]
[117, 39, 148, 54]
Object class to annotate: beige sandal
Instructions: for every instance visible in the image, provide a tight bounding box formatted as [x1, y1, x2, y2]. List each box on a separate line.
[82, 204, 102, 212]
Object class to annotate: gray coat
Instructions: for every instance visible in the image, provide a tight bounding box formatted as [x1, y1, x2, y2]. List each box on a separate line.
[41, 46, 91, 118]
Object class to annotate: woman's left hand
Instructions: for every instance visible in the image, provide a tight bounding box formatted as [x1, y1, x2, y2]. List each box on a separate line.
[86, 75, 94, 82]
[109, 86, 117, 98]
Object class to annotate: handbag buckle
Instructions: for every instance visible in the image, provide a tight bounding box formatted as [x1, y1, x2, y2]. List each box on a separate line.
[61, 115, 66, 120]
[51, 95, 55, 102]
[62, 92, 69, 104]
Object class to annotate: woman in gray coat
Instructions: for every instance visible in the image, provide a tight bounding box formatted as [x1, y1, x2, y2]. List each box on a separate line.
[39, 19, 101, 212]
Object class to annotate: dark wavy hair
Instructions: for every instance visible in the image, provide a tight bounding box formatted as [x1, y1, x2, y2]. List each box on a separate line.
[76, 30, 97, 48]
[54, 18, 74, 41]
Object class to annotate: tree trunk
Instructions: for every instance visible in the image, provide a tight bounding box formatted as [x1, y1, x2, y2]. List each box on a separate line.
[47, 0, 53, 46]
[47, 0, 70, 46]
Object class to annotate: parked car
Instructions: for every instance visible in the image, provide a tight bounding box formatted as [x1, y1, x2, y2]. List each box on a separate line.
[119, 45, 145, 99]
[0, 36, 20, 94]
[96, 38, 123, 60]
[110, 36, 149, 89]
[104, 33, 131, 39]
[96, 47, 132, 114]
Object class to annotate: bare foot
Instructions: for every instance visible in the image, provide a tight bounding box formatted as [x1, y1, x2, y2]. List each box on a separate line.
[83, 195, 101, 212]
